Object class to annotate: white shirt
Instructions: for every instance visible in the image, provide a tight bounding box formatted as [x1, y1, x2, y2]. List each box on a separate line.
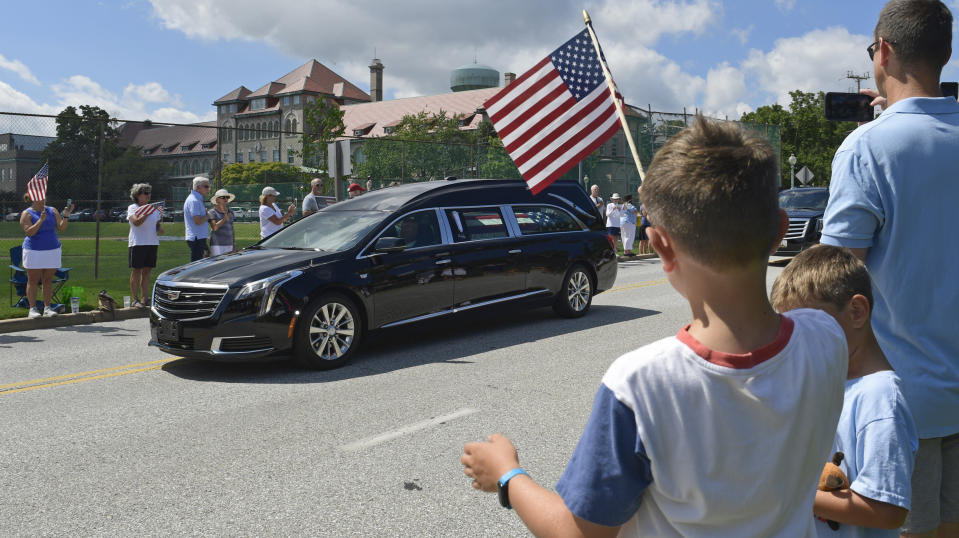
[259, 203, 283, 239]
[127, 203, 161, 246]
[557, 309, 847, 537]
[606, 202, 623, 227]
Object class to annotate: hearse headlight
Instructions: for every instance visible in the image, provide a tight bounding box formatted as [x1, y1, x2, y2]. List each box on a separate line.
[234, 270, 302, 316]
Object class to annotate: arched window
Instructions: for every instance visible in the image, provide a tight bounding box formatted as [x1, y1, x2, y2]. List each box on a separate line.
[192, 160, 200, 174]
[273, 120, 279, 137]
[239, 125, 245, 141]
[173, 162, 180, 176]
[291, 118, 298, 133]
[203, 160, 211, 173]
[285, 118, 291, 133]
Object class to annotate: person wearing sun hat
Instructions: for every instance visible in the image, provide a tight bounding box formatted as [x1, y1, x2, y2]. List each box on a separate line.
[347, 182, 366, 198]
[259, 186, 296, 239]
[208, 188, 236, 256]
[605, 192, 624, 251]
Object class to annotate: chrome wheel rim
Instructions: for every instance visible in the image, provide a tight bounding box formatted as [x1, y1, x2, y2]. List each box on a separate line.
[567, 271, 591, 312]
[308, 302, 355, 360]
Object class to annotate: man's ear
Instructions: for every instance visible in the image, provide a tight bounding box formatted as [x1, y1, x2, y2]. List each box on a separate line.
[846, 294, 871, 330]
[647, 226, 677, 272]
[770, 209, 789, 255]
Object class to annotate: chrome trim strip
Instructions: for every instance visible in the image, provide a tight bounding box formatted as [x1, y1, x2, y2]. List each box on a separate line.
[211, 335, 261, 352]
[379, 289, 551, 328]
[155, 280, 229, 290]
[380, 309, 454, 328]
[452, 289, 550, 313]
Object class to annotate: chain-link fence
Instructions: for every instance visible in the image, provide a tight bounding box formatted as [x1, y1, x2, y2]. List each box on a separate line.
[0, 108, 779, 316]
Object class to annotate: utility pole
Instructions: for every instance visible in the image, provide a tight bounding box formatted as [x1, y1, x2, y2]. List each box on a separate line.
[846, 71, 871, 92]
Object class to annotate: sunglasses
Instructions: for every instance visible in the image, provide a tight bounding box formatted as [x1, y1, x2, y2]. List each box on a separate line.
[217, 196, 229, 199]
[867, 39, 896, 61]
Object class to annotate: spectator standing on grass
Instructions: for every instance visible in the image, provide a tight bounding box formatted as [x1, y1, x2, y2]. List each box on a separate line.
[183, 176, 211, 261]
[127, 183, 163, 309]
[589, 184, 605, 219]
[605, 193, 623, 251]
[821, 2, 959, 535]
[20, 194, 72, 318]
[207, 188, 235, 256]
[259, 186, 295, 239]
[621, 194, 638, 256]
[301, 178, 324, 217]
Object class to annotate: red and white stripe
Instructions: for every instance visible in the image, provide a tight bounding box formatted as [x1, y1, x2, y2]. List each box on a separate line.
[26, 176, 46, 202]
[484, 57, 621, 194]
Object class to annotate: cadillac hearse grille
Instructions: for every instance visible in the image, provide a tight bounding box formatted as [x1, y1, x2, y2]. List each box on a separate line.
[153, 282, 228, 320]
[783, 218, 810, 240]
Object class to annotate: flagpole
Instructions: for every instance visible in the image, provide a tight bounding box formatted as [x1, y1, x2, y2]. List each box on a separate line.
[583, 10, 646, 183]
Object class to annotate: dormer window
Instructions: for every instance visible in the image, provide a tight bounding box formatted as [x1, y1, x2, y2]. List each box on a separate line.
[383, 126, 395, 135]
[251, 98, 267, 111]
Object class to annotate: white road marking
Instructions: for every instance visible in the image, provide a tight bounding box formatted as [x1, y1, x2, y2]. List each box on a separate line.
[341, 407, 479, 452]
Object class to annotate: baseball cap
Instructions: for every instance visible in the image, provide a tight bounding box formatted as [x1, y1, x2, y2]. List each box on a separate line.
[261, 186, 280, 197]
[348, 182, 366, 192]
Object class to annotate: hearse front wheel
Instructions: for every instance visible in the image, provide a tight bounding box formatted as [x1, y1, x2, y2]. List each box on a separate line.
[295, 293, 363, 370]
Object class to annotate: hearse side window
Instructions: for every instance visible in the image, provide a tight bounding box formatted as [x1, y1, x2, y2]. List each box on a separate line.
[446, 208, 510, 242]
[512, 205, 581, 235]
[383, 211, 442, 249]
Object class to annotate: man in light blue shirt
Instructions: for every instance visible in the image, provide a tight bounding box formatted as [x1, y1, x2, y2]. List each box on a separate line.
[184, 176, 211, 261]
[821, 2, 959, 534]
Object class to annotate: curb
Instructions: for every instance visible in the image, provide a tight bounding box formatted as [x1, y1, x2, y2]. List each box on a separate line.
[617, 253, 658, 262]
[0, 308, 150, 334]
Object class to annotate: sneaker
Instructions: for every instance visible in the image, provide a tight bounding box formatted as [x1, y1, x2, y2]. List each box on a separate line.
[28, 307, 41, 319]
[42, 308, 58, 317]
[132, 300, 144, 308]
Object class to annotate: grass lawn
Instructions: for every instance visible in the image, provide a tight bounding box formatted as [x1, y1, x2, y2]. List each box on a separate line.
[1, 222, 263, 320]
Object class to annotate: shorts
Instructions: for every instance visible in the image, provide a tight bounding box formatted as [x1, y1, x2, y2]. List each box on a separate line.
[901, 432, 959, 533]
[606, 226, 621, 237]
[22, 247, 61, 269]
[129, 245, 158, 269]
[209, 244, 232, 256]
[638, 225, 649, 241]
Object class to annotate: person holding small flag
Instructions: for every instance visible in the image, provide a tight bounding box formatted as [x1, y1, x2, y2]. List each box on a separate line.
[207, 188, 236, 256]
[19, 162, 72, 318]
[127, 183, 163, 308]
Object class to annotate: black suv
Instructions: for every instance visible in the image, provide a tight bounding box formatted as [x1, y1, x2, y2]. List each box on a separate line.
[149, 179, 618, 369]
[777, 187, 829, 255]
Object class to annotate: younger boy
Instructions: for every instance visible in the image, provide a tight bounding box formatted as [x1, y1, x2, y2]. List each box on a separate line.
[461, 117, 849, 537]
[770, 245, 917, 536]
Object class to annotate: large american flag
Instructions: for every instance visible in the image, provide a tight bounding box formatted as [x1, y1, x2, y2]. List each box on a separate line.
[484, 29, 622, 194]
[26, 162, 49, 202]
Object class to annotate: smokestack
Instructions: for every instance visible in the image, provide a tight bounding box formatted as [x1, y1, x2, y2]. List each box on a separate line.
[504, 72, 516, 85]
[369, 58, 384, 102]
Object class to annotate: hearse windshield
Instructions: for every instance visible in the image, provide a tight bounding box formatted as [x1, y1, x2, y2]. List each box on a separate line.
[258, 211, 387, 251]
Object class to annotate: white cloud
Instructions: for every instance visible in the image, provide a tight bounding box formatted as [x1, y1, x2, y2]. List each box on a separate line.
[775, 0, 796, 12]
[147, 0, 721, 106]
[742, 27, 874, 107]
[731, 26, 752, 46]
[703, 62, 748, 118]
[123, 82, 171, 103]
[0, 54, 40, 85]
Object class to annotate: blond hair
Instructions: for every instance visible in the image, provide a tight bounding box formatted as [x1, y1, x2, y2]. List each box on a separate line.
[770, 245, 873, 313]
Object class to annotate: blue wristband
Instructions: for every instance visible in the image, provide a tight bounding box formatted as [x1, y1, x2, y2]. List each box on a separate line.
[497, 468, 529, 509]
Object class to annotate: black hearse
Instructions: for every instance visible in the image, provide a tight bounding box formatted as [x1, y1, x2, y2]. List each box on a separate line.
[149, 178, 618, 369]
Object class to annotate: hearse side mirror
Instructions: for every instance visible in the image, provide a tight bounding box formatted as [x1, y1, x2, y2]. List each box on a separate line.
[373, 236, 406, 253]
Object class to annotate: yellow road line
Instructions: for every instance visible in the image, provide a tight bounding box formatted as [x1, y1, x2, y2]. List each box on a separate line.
[0, 365, 168, 396]
[605, 278, 668, 293]
[0, 358, 174, 390]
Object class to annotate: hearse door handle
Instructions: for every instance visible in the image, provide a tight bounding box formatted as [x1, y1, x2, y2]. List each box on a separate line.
[435, 258, 452, 265]
[508, 249, 522, 254]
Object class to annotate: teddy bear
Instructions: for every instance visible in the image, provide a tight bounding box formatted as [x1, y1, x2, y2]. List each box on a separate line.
[818, 451, 850, 530]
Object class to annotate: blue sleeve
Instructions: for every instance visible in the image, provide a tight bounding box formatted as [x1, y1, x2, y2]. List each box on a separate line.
[851, 408, 918, 509]
[821, 148, 884, 249]
[555, 384, 651, 526]
[184, 198, 199, 218]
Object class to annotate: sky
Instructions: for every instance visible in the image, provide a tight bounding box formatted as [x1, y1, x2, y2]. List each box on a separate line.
[3, 0, 959, 133]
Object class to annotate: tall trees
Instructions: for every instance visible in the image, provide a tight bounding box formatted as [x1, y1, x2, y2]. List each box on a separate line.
[41, 105, 122, 200]
[740, 90, 860, 187]
[300, 97, 346, 171]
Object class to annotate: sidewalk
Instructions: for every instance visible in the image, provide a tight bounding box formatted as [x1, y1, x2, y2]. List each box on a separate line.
[0, 307, 150, 334]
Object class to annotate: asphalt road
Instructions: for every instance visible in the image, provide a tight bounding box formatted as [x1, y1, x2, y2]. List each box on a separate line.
[0, 258, 787, 537]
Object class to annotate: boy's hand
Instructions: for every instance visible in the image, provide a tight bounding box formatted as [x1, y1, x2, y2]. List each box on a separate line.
[461, 433, 520, 492]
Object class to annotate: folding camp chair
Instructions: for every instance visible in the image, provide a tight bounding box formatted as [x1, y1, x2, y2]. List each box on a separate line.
[9, 246, 71, 308]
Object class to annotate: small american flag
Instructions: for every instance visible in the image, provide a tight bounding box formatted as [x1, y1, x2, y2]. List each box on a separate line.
[133, 201, 164, 219]
[484, 29, 622, 194]
[26, 162, 49, 202]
